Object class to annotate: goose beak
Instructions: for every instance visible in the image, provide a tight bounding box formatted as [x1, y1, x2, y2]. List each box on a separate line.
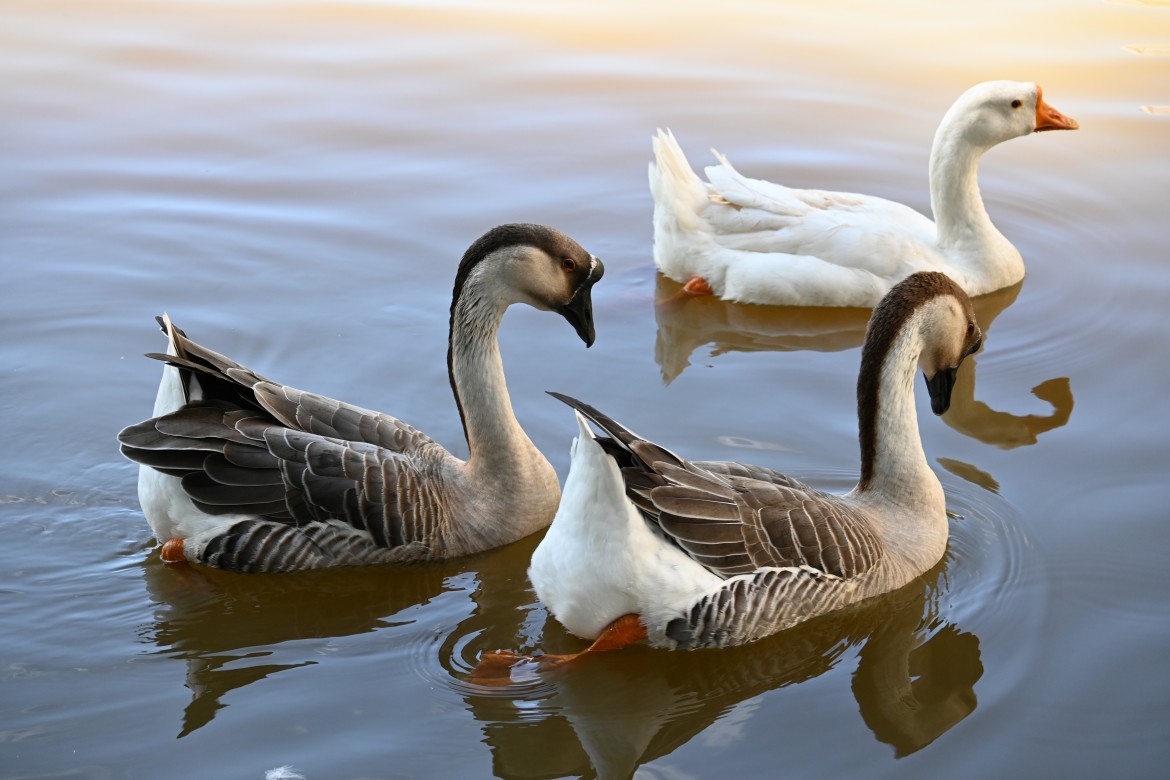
[559, 257, 605, 348]
[924, 367, 958, 415]
[1034, 87, 1079, 132]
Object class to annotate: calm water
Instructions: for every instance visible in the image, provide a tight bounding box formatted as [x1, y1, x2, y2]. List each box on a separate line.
[3, 1, 1169, 778]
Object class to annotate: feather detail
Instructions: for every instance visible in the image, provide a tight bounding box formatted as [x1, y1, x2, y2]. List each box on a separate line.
[650, 82, 1077, 306]
[119, 225, 605, 571]
[531, 271, 982, 648]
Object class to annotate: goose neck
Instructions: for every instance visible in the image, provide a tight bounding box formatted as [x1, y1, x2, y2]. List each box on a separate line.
[928, 127, 994, 250]
[855, 316, 943, 513]
[447, 292, 532, 467]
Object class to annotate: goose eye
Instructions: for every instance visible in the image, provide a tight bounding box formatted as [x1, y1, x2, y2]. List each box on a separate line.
[1011, 99, 1022, 109]
[964, 324, 982, 356]
[561, 257, 577, 271]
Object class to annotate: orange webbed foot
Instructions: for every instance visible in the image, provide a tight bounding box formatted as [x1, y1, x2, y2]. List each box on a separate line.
[467, 615, 648, 686]
[467, 650, 584, 686]
[680, 277, 714, 297]
[656, 276, 715, 309]
[584, 613, 648, 652]
[159, 537, 187, 564]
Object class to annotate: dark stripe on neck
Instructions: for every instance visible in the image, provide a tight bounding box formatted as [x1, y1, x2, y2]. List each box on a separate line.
[445, 224, 573, 444]
[856, 272, 962, 489]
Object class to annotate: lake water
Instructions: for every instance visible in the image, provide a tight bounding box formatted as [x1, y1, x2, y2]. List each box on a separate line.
[3, 1, 1168, 778]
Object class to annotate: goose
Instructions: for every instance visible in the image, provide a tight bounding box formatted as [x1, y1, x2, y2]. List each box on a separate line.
[472, 271, 981, 679]
[118, 223, 604, 572]
[650, 80, 1078, 307]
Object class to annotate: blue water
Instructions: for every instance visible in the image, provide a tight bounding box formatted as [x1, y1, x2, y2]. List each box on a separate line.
[3, 1, 1169, 778]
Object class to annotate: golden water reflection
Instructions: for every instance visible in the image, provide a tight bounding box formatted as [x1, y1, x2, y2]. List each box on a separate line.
[140, 556, 458, 737]
[142, 533, 983, 773]
[654, 275, 1075, 449]
[467, 559, 982, 777]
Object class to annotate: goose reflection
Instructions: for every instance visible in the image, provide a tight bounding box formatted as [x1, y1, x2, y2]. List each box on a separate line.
[654, 275, 1073, 448]
[462, 558, 982, 779]
[138, 555, 457, 737]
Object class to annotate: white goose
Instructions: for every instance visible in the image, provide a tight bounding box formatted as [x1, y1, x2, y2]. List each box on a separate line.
[650, 81, 1078, 307]
[473, 272, 982, 678]
[118, 224, 604, 572]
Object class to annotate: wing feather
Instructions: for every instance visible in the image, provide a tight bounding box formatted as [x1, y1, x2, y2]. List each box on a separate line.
[549, 392, 885, 582]
[667, 566, 853, 648]
[119, 319, 462, 568]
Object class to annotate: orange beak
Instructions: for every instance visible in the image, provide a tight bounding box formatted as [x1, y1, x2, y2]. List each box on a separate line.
[1034, 85, 1079, 132]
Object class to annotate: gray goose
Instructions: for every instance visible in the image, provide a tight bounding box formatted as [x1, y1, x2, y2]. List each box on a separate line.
[118, 223, 604, 572]
[474, 271, 981, 680]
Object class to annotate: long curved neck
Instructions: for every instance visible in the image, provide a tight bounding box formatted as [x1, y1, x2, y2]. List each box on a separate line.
[446, 281, 556, 507]
[447, 289, 536, 475]
[928, 126, 995, 251]
[855, 316, 943, 513]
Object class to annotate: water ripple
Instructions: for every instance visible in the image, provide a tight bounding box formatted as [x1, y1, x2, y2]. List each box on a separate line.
[935, 471, 1041, 626]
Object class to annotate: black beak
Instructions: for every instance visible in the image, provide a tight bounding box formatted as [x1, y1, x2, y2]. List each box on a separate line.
[558, 258, 605, 348]
[924, 367, 958, 415]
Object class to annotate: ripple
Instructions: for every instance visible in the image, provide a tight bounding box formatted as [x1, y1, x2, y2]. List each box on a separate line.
[934, 471, 1042, 627]
[436, 625, 562, 700]
[922, 471, 1052, 717]
[1043, 552, 1169, 622]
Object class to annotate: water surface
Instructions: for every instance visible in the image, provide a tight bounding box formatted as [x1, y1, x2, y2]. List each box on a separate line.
[3, 1, 1169, 778]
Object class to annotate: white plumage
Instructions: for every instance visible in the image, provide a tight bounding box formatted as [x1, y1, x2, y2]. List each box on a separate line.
[530, 272, 984, 649]
[119, 224, 604, 571]
[650, 80, 1078, 307]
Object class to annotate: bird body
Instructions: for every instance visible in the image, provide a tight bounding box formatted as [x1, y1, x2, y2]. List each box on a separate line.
[530, 272, 983, 649]
[650, 81, 1078, 307]
[119, 224, 604, 571]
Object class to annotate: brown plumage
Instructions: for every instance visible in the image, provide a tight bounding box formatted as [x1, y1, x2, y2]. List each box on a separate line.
[119, 224, 604, 571]
[531, 271, 983, 649]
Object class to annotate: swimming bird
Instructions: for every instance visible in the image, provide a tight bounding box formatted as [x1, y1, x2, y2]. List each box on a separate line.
[118, 223, 604, 571]
[650, 81, 1078, 307]
[473, 271, 981, 678]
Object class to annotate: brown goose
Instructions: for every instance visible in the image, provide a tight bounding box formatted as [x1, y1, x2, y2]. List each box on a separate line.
[118, 223, 604, 572]
[476, 271, 981, 678]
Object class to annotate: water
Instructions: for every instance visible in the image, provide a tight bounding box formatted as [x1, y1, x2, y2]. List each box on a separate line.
[3, 1, 1168, 778]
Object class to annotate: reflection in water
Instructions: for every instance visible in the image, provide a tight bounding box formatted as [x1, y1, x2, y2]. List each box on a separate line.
[139, 498, 1005, 775]
[654, 276, 870, 380]
[852, 608, 981, 758]
[139, 555, 456, 737]
[944, 369, 1074, 449]
[654, 275, 1074, 448]
[459, 560, 982, 778]
[139, 532, 545, 739]
[937, 457, 1001, 494]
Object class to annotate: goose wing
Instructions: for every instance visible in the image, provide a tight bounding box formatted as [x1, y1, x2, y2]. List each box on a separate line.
[666, 565, 853, 649]
[120, 401, 453, 547]
[150, 315, 441, 454]
[698, 151, 941, 275]
[695, 459, 807, 490]
[639, 465, 882, 579]
[550, 392, 884, 581]
[119, 318, 459, 557]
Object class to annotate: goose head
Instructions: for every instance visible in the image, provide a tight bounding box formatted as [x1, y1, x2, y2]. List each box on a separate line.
[915, 278, 982, 415]
[863, 272, 982, 417]
[937, 80, 1079, 152]
[452, 223, 605, 346]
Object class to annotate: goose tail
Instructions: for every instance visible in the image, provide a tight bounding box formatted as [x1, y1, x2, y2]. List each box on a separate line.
[147, 313, 190, 418]
[547, 391, 688, 474]
[119, 315, 199, 549]
[649, 128, 709, 236]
